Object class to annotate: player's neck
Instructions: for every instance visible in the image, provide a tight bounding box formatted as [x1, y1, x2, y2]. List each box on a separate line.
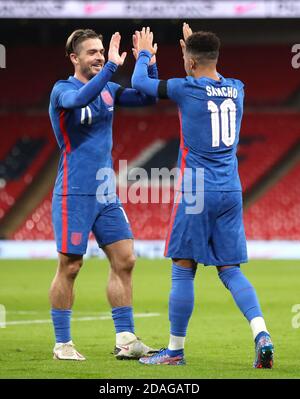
[192, 67, 220, 81]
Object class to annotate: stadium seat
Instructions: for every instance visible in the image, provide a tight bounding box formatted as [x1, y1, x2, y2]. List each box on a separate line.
[12, 191, 53, 240]
[0, 114, 56, 219]
[244, 161, 300, 240]
[2, 45, 299, 108]
[8, 111, 300, 241]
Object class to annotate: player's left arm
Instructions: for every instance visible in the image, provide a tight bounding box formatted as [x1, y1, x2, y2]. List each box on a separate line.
[131, 27, 169, 99]
[131, 49, 170, 99]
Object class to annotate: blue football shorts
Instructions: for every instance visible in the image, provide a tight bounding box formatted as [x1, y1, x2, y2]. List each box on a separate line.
[164, 191, 248, 266]
[52, 193, 133, 255]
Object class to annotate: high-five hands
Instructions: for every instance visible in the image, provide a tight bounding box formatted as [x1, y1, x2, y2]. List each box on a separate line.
[180, 22, 193, 55]
[132, 27, 158, 65]
[108, 32, 127, 66]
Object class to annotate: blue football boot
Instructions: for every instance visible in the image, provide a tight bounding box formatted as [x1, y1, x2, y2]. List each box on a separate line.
[253, 332, 274, 369]
[139, 348, 185, 365]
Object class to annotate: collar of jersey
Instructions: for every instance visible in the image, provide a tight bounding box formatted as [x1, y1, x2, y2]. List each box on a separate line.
[194, 73, 224, 85]
[68, 76, 85, 88]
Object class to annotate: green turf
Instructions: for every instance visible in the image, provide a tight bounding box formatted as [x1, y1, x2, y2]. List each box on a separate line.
[0, 258, 299, 379]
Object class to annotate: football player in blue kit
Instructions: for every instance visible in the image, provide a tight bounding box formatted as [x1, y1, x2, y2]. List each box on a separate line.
[131, 24, 274, 368]
[49, 29, 158, 361]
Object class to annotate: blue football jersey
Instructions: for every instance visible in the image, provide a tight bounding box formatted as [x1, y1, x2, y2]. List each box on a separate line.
[49, 60, 157, 196]
[166, 75, 244, 192]
[49, 76, 120, 195]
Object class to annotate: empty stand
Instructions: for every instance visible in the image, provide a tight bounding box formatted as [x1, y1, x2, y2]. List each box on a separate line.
[7, 110, 300, 241]
[2, 45, 299, 108]
[0, 46, 71, 108]
[12, 188, 174, 241]
[244, 161, 300, 240]
[238, 113, 300, 191]
[152, 44, 300, 105]
[13, 191, 53, 240]
[0, 114, 56, 219]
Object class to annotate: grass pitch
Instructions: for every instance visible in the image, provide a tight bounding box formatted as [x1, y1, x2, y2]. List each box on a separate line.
[0, 258, 299, 379]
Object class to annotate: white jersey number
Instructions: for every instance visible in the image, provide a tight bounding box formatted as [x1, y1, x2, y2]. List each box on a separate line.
[208, 99, 236, 147]
[80, 106, 92, 125]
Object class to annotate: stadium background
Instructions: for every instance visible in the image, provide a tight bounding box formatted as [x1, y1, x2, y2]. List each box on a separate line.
[0, 0, 300, 380]
[0, 9, 300, 258]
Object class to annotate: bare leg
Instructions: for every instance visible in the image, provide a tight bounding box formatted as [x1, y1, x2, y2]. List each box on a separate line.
[49, 253, 86, 359]
[103, 239, 157, 357]
[103, 239, 135, 308]
[49, 253, 83, 309]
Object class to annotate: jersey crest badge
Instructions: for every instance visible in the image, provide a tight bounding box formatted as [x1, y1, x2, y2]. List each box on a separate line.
[71, 232, 82, 246]
[101, 90, 114, 106]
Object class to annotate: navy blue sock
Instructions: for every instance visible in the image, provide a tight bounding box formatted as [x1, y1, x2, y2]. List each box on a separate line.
[167, 263, 196, 356]
[218, 267, 263, 322]
[112, 306, 135, 334]
[51, 308, 72, 343]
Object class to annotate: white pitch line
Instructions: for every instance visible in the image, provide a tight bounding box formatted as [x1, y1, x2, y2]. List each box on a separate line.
[5, 313, 160, 326]
[6, 311, 39, 315]
[6, 311, 111, 315]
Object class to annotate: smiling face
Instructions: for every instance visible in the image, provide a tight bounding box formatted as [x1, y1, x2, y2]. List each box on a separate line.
[70, 37, 105, 81]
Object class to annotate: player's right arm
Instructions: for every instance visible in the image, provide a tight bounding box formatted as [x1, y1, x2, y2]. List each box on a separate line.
[55, 32, 127, 109]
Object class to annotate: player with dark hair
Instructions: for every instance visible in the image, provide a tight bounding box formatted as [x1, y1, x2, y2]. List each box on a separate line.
[49, 29, 158, 361]
[131, 24, 274, 368]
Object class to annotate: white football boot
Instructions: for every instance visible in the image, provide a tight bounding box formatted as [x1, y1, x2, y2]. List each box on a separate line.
[114, 333, 158, 360]
[53, 340, 86, 361]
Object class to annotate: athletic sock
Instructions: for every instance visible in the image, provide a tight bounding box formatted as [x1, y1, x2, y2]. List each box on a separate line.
[250, 317, 269, 341]
[51, 308, 72, 343]
[112, 306, 135, 334]
[168, 334, 185, 350]
[218, 266, 263, 322]
[168, 263, 196, 356]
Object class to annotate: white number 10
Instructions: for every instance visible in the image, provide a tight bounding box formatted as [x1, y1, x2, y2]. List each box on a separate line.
[208, 99, 236, 147]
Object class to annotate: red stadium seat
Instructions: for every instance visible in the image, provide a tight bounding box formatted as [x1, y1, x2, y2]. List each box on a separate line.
[11, 111, 300, 241]
[13, 191, 54, 240]
[2, 45, 299, 108]
[0, 114, 56, 219]
[244, 161, 300, 240]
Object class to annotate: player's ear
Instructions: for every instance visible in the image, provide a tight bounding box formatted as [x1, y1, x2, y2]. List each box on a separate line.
[69, 52, 79, 66]
[190, 57, 196, 70]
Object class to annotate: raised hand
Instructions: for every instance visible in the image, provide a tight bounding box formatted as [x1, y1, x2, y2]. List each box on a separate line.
[134, 27, 157, 58]
[183, 22, 193, 41]
[180, 22, 193, 55]
[108, 32, 127, 66]
[132, 30, 157, 65]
